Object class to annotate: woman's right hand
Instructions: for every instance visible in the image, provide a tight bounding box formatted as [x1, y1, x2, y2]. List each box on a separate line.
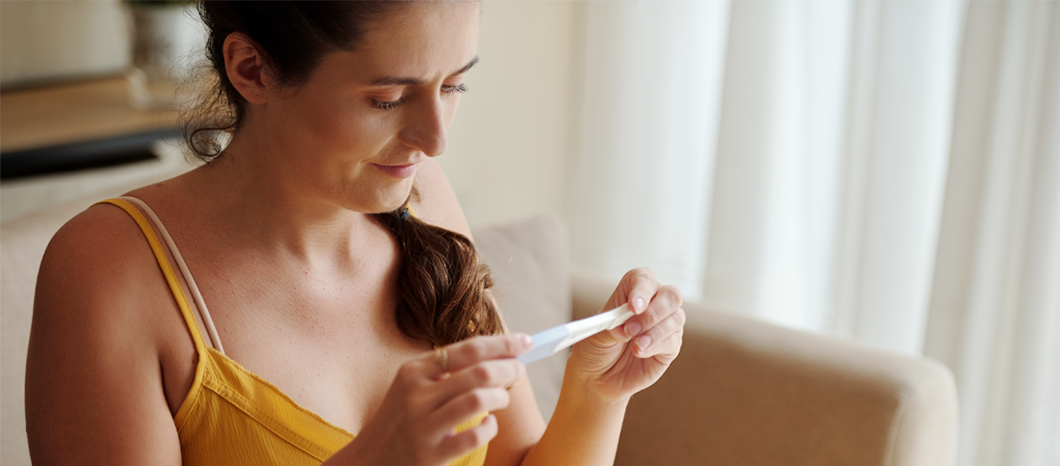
[331, 333, 533, 466]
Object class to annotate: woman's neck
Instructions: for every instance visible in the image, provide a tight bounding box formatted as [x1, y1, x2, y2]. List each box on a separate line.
[176, 136, 383, 270]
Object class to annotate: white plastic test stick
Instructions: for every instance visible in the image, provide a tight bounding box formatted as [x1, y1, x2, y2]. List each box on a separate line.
[517, 304, 636, 364]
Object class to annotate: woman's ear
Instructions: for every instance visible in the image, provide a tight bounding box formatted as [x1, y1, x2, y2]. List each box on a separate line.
[222, 32, 270, 105]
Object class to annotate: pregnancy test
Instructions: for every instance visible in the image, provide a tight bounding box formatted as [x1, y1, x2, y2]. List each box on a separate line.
[517, 304, 636, 364]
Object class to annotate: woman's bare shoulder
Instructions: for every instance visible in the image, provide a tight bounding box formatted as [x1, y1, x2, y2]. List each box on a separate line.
[27, 203, 184, 464]
[40, 202, 155, 292]
[31, 199, 187, 368]
[33, 201, 173, 350]
[411, 158, 473, 239]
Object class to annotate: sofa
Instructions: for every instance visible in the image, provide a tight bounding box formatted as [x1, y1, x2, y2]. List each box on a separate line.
[2, 188, 958, 465]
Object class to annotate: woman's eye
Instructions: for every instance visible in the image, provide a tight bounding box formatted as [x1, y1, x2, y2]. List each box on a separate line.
[371, 97, 406, 110]
[371, 84, 465, 110]
[442, 83, 468, 96]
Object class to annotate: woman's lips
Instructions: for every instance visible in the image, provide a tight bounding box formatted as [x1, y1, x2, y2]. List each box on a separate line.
[373, 163, 418, 179]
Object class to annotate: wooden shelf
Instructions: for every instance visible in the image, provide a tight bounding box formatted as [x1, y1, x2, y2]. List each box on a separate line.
[0, 76, 181, 153]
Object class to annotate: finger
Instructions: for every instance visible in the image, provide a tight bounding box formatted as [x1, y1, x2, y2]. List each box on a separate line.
[622, 267, 660, 315]
[649, 332, 684, 365]
[430, 359, 525, 410]
[438, 333, 532, 375]
[431, 388, 510, 440]
[623, 284, 682, 339]
[632, 307, 686, 358]
[436, 414, 498, 462]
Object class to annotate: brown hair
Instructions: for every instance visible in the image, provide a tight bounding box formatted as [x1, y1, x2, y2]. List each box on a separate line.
[183, 1, 501, 347]
[374, 195, 502, 346]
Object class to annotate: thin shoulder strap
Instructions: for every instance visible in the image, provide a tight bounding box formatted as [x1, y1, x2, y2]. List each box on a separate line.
[96, 198, 209, 359]
[118, 196, 226, 354]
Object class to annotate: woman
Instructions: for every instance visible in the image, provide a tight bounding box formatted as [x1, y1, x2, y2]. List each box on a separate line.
[25, 2, 685, 465]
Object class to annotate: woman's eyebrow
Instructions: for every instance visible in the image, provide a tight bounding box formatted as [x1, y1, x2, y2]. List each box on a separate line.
[369, 56, 479, 86]
[452, 56, 479, 77]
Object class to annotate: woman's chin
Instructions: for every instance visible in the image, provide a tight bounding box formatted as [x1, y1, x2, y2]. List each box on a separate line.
[367, 187, 416, 214]
[334, 174, 415, 214]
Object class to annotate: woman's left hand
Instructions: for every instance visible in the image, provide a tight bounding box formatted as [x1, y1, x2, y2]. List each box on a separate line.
[566, 267, 685, 403]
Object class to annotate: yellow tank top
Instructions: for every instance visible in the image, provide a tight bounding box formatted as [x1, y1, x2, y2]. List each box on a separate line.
[99, 197, 488, 466]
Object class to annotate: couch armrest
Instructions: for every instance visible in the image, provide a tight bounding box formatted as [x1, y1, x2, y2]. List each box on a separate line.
[570, 272, 958, 466]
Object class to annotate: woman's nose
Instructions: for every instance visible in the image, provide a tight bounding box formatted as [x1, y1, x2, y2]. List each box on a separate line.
[399, 96, 448, 157]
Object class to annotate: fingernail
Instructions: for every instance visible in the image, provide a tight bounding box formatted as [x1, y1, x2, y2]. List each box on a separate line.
[519, 333, 533, 348]
[634, 297, 646, 313]
[635, 334, 652, 351]
[625, 321, 642, 337]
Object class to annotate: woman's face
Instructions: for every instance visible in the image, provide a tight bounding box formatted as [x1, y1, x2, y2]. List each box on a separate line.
[254, 2, 480, 213]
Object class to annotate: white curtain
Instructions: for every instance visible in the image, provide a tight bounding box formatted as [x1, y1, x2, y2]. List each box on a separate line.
[565, 0, 730, 298]
[924, 2, 1060, 465]
[564, 2, 1060, 466]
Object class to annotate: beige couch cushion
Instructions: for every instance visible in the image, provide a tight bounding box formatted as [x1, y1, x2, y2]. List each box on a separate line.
[471, 216, 571, 422]
[611, 298, 959, 466]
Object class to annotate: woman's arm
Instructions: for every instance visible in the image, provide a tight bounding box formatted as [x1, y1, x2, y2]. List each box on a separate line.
[26, 207, 186, 465]
[411, 161, 685, 466]
[520, 269, 685, 466]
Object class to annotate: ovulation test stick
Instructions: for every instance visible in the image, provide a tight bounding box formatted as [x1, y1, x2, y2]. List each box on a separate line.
[517, 304, 636, 364]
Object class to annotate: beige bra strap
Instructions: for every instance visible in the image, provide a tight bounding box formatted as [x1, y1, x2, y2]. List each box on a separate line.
[120, 196, 226, 355]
